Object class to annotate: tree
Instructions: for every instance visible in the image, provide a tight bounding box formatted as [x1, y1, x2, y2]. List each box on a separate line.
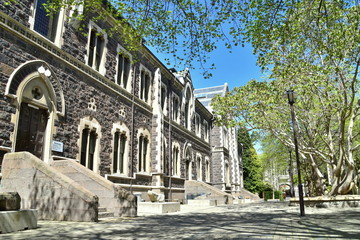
[212, 1, 360, 196]
[260, 134, 291, 192]
[33, 0, 359, 195]
[238, 128, 265, 195]
[39, 0, 250, 78]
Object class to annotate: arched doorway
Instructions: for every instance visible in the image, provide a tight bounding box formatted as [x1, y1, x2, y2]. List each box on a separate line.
[6, 61, 65, 163]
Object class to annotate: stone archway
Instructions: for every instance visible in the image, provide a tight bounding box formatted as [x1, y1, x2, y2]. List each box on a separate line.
[6, 61, 64, 163]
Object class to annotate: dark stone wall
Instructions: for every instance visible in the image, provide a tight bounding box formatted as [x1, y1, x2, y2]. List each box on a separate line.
[0, 0, 32, 28]
[0, 2, 213, 185]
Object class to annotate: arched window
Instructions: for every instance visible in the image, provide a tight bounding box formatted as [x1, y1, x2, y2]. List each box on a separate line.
[137, 128, 151, 173]
[78, 117, 101, 173]
[162, 140, 169, 175]
[184, 147, 192, 180]
[139, 65, 152, 104]
[196, 154, 202, 181]
[225, 161, 230, 187]
[116, 45, 132, 92]
[86, 21, 107, 74]
[172, 142, 180, 176]
[205, 158, 210, 182]
[183, 85, 193, 131]
[112, 122, 130, 176]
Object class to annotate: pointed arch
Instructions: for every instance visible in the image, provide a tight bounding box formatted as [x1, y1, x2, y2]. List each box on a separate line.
[6, 60, 65, 116]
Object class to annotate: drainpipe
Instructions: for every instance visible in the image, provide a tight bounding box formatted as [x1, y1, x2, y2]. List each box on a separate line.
[130, 65, 136, 194]
[168, 82, 173, 202]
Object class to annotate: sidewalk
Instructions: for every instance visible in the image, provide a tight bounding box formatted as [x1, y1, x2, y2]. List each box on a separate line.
[1, 201, 360, 239]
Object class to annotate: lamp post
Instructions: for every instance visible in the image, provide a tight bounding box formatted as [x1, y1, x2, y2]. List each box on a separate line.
[288, 150, 295, 197]
[286, 90, 305, 217]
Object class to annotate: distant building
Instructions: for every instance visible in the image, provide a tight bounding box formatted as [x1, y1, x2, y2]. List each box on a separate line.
[195, 84, 243, 194]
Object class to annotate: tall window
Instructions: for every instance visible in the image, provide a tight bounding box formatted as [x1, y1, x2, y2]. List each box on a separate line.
[172, 145, 180, 176]
[204, 121, 209, 142]
[161, 85, 167, 113]
[138, 135, 149, 172]
[140, 70, 151, 103]
[172, 96, 179, 122]
[184, 88, 191, 129]
[223, 128, 228, 149]
[33, 0, 59, 41]
[185, 149, 192, 180]
[225, 162, 230, 187]
[87, 28, 105, 71]
[113, 132, 127, 174]
[197, 156, 202, 181]
[195, 114, 201, 137]
[162, 141, 168, 175]
[80, 127, 97, 171]
[117, 53, 131, 90]
[205, 158, 210, 182]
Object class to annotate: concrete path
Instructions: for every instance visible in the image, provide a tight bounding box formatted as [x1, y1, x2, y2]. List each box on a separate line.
[2, 201, 360, 239]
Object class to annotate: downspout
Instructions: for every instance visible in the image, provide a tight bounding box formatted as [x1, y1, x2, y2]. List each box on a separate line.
[130, 65, 136, 194]
[168, 82, 173, 202]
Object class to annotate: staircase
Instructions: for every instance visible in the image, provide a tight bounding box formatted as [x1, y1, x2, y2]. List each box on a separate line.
[185, 180, 233, 205]
[51, 159, 137, 218]
[98, 207, 114, 219]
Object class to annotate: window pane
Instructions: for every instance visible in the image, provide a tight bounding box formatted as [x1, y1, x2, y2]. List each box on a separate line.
[34, 0, 50, 37]
[113, 132, 119, 173]
[144, 75, 150, 102]
[117, 55, 124, 85]
[80, 128, 89, 167]
[95, 36, 103, 70]
[138, 136, 143, 171]
[88, 30, 96, 67]
[123, 57, 130, 88]
[119, 134, 126, 173]
[143, 138, 148, 171]
[88, 131, 97, 171]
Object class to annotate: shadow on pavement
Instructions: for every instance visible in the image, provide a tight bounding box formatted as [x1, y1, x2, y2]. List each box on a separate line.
[2, 201, 360, 239]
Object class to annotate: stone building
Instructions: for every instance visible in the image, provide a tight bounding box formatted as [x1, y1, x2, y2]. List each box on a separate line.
[0, 0, 241, 220]
[194, 84, 243, 195]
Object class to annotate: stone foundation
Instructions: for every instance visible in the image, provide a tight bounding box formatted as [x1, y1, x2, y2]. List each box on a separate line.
[0, 210, 37, 234]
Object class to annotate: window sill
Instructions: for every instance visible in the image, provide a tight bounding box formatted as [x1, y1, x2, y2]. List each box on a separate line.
[135, 172, 152, 177]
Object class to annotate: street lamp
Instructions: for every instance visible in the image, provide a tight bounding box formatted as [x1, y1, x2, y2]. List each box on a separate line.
[288, 149, 295, 197]
[286, 90, 305, 217]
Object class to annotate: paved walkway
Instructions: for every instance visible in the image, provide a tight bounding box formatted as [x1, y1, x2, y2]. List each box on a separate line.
[2, 201, 360, 239]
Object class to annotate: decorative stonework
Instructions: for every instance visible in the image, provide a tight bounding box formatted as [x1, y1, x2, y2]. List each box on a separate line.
[88, 98, 97, 111]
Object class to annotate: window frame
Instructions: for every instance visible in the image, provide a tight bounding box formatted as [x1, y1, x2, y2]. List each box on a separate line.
[86, 21, 107, 75]
[172, 94, 180, 123]
[203, 120, 209, 142]
[160, 83, 168, 116]
[139, 65, 152, 105]
[111, 122, 130, 176]
[196, 154, 202, 181]
[115, 45, 132, 92]
[137, 128, 151, 173]
[78, 117, 101, 173]
[29, 0, 66, 46]
[172, 142, 181, 177]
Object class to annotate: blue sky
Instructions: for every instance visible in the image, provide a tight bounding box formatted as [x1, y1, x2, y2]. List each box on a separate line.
[150, 43, 263, 91]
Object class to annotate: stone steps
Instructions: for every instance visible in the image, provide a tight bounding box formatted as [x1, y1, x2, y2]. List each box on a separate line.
[98, 207, 114, 219]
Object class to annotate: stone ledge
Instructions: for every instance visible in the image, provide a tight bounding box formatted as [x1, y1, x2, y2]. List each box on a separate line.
[290, 195, 360, 208]
[0, 209, 38, 234]
[137, 202, 180, 214]
[187, 199, 217, 206]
